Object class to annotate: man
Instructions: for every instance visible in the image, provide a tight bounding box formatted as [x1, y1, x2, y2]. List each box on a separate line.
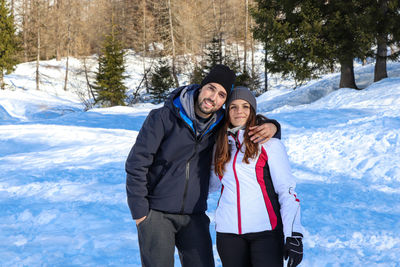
[126, 65, 281, 267]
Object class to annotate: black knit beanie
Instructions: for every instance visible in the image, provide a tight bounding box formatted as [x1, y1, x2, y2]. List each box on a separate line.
[226, 86, 257, 112]
[200, 64, 236, 95]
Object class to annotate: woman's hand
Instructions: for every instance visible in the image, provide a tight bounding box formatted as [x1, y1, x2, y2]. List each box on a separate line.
[284, 234, 303, 267]
[248, 123, 277, 144]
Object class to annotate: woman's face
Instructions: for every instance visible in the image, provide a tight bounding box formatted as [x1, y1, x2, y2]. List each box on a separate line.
[228, 99, 251, 127]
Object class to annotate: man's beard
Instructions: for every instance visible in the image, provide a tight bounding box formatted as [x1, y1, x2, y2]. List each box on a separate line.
[197, 98, 216, 115]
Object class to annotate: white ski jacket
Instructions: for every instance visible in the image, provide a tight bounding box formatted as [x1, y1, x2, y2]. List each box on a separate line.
[210, 130, 304, 240]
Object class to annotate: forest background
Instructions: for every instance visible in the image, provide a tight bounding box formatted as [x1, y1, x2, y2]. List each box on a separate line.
[1, 1, 400, 265]
[1, 0, 400, 106]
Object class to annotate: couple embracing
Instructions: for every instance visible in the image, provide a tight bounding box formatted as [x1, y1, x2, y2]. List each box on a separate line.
[126, 65, 304, 267]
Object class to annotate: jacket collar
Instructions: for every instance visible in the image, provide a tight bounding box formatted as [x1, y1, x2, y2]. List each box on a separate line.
[228, 128, 245, 146]
[167, 84, 225, 136]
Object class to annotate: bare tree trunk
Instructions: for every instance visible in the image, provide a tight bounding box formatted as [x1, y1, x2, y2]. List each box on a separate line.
[11, 0, 14, 16]
[212, 0, 219, 33]
[64, 56, 70, 91]
[134, 60, 155, 102]
[36, 2, 41, 91]
[219, 0, 224, 64]
[56, 0, 62, 61]
[250, 17, 255, 76]
[64, 34, 70, 91]
[167, 0, 179, 87]
[64, 0, 71, 91]
[264, 43, 268, 91]
[244, 0, 248, 72]
[23, 0, 28, 62]
[142, 0, 149, 93]
[232, 6, 241, 69]
[374, 35, 388, 82]
[83, 57, 95, 100]
[0, 72, 4, 90]
[339, 58, 358, 89]
[374, 0, 388, 82]
[44, 0, 50, 60]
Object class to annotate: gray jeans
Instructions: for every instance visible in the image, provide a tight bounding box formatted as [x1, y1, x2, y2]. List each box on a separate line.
[136, 209, 214, 267]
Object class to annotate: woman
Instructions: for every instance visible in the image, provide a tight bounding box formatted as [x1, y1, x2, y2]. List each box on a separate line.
[210, 86, 304, 267]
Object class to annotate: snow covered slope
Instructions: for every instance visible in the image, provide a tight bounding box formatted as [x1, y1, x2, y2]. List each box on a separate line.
[1, 58, 399, 266]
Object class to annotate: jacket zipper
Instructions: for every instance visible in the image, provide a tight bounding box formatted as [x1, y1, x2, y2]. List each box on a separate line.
[180, 141, 198, 213]
[174, 103, 217, 213]
[175, 111, 198, 213]
[182, 123, 213, 212]
[231, 131, 243, 234]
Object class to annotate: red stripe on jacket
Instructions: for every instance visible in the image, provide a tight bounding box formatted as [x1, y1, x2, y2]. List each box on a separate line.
[232, 135, 242, 234]
[255, 146, 278, 230]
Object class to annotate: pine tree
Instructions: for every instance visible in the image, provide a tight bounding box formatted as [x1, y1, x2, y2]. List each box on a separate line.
[252, 0, 375, 89]
[203, 36, 224, 73]
[321, 1, 374, 89]
[0, 0, 19, 89]
[235, 70, 261, 95]
[223, 44, 240, 74]
[252, 0, 333, 88]
[251, 0, 289, 90]
[191, 36, 236, 86]
[149, 59, 175, 103]
[94, 31, 127, 107]
[363, 0, 400, 82]
[201, 36, 241, 86]
[190, 64, 206, 85]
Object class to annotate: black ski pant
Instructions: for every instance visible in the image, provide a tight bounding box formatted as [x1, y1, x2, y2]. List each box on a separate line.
[217, 230, 284, 267]
[136, 209, 214, 267]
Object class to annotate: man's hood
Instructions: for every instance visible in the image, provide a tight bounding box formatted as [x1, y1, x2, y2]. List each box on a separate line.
[165, 84, 225, 135]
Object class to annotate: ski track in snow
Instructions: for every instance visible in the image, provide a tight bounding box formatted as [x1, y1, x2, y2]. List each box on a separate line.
[1, 60, 400, 266]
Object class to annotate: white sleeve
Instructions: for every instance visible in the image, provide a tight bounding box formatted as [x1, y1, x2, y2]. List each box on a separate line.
[263, 138, 304, 240]
[209, 145, 222, 193]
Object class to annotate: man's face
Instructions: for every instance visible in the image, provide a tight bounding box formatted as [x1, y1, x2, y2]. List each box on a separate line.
[195, 83, 228, 118]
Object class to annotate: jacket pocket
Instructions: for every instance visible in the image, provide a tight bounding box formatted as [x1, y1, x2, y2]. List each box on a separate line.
[136, 209, 153, 228]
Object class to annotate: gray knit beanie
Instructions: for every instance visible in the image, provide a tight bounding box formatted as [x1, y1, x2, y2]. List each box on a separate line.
[226, 86, 257, 112]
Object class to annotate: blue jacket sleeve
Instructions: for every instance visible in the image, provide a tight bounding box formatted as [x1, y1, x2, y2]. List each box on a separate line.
[125, 108, 165, 219]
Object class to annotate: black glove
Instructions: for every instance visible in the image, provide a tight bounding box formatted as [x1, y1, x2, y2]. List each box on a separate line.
[284, 232, 303, 267]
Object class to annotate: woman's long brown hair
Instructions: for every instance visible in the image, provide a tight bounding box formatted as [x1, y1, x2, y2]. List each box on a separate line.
[214, 106, 259, 177]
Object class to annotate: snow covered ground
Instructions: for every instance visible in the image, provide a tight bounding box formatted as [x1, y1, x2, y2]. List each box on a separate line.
[1, 56, 400, 266]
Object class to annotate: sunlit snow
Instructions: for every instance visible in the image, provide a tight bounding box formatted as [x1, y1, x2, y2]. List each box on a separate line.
[1, 56, 399, 266]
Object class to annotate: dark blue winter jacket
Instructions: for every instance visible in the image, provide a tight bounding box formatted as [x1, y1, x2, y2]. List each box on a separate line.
[125, 85, 281, 219]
